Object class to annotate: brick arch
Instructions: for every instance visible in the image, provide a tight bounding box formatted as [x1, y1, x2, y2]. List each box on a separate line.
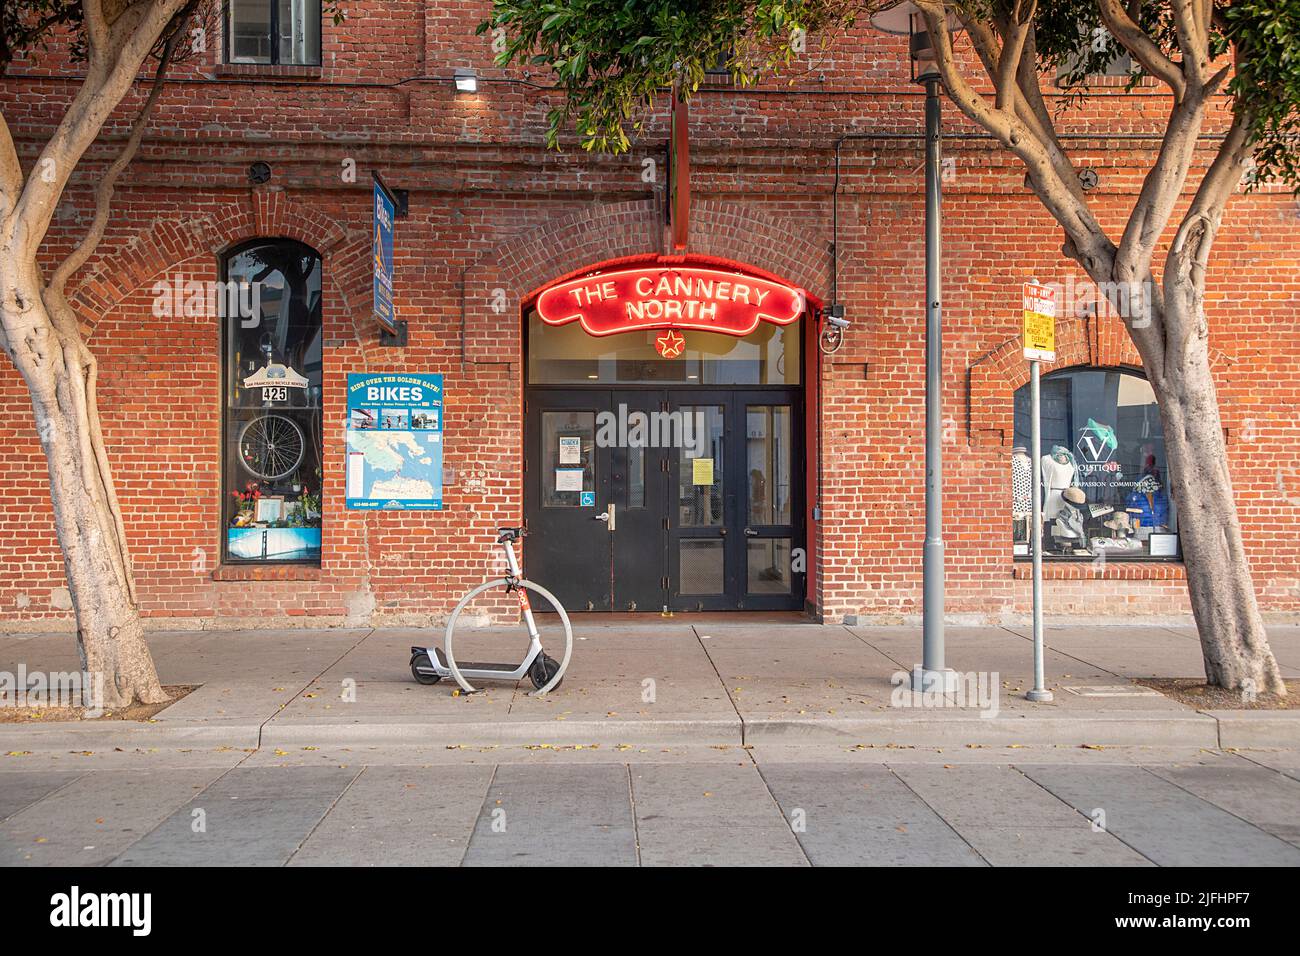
[69, 187, 357, 332]
[461, 198, 831, 363]
[968, 309, 1235, 446]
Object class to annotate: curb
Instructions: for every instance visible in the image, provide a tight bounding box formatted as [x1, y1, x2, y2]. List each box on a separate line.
[1207, 710, 1300, 748]
[0, 720, 262, 752]
[742, 712, 1224, 748]
[260, 717, 744, 749]
[5, 711, 1280, 752]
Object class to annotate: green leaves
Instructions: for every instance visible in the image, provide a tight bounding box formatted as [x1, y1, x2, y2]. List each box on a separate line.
[1223, 0, 1300, 188]
[485, 0, 1299, 190]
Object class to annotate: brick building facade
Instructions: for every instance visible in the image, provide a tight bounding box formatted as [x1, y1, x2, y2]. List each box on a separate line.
[1, 2, 1298, 629]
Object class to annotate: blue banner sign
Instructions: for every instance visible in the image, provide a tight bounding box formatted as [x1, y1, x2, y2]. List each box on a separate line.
[346, 373, 443, 510]
[372, 177, 396, 333]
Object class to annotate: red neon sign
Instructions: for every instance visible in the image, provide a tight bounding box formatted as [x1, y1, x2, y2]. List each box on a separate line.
[535, 267, 806, 338]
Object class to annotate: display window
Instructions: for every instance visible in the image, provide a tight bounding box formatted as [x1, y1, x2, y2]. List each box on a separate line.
[1011, 367, 1179, 560]
[221, 239, 323, 564]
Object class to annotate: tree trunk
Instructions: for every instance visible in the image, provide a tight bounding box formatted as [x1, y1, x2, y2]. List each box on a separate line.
[1, 261, 167, 710]
[1149, 285, 1286, 696]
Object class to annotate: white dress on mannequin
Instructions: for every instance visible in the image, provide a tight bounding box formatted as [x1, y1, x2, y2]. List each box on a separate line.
[1040, 454, 1076, 520]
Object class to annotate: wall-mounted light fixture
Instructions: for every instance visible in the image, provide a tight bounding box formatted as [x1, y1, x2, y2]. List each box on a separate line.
[454, 68, 479, 94]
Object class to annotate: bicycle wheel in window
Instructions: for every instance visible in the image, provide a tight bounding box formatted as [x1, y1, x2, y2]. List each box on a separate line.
[444, 578, 573, 696]
[238, 413, 306, 481]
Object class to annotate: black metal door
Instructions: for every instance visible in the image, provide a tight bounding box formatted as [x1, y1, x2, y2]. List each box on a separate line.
[666, 391, 804, 611]
[527, 388, 803, 612]
[524, 392, 612, 610]
[608, 390, 669, 612]
[734, 390, 805, 610]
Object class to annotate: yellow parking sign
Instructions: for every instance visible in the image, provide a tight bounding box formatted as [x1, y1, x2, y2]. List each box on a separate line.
[1022, 281, 1056, 362]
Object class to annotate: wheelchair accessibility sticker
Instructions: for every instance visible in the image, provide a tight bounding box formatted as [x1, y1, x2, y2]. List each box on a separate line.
[580, 491, 596, 507]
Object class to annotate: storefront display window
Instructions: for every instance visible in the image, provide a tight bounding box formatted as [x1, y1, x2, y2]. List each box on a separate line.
[222, 239, 323, 563]
[1011, 367, 1178, 559]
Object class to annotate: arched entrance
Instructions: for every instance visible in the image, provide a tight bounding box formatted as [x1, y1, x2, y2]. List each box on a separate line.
[522, 260, 816, 612]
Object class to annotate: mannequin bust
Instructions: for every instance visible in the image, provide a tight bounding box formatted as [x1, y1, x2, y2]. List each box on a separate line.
[1040, 445, 1077, 520]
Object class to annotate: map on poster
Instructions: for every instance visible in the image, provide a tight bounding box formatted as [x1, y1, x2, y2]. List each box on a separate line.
[346, 372, 443, 510]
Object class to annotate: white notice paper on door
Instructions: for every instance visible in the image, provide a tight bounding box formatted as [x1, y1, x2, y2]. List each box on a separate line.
[558, 436, 581, 465]
[555, 468, 584, 492]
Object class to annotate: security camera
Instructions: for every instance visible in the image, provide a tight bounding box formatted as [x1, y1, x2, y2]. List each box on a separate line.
[824, 304, 850, 329]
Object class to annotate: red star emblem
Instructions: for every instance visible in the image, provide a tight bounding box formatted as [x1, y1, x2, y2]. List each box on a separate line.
[656, 328, 685, 358]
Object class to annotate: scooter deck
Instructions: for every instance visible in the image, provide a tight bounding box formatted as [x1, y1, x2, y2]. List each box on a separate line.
[431, 645, 518, 673]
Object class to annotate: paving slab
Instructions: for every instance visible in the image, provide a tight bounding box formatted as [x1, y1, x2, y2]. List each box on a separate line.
[108, 765, 359, 866]
[848, 625, 1118, 682]
[0, 766, 231, 866]
[0, 769, 86, 822]
[461, 764, 638, 866]
[1236, 748, 1300, 782]
[1019, 765, 1300, 866]
[1000, 625, 1241, 679]
[288, 765, 493, 866]
[757, 763, 986, 866]
[889, 764, 1153, 866]
[1147, 761, 1300, 848]
[629, 763, 807, 866]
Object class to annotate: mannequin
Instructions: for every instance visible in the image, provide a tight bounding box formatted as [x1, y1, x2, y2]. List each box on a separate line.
[1011, 446, 1032, 542]
[1040, 445, 1078, 520]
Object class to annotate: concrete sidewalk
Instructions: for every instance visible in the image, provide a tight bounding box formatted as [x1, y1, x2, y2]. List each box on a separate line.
[1, 622, 1297, 752]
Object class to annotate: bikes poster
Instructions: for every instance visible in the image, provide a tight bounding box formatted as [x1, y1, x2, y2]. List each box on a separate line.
[345, 373, 443, 510]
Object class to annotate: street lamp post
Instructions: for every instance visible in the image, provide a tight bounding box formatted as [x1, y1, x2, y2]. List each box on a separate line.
[871, 4, 959, 693]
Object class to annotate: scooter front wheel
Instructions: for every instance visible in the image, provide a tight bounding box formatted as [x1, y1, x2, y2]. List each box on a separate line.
[444, 578, 573, 696]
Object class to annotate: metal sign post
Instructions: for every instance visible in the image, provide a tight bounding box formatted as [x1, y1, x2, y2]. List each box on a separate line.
[1022, 281, 1056, 703]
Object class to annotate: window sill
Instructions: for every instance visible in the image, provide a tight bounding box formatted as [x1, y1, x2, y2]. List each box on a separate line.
[1012, 561, 1185, 581]
[213, 564, 321, 582]
[215, 63, 323, 80]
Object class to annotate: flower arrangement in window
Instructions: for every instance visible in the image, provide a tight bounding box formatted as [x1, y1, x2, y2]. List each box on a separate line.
[230, 481, 262, 526]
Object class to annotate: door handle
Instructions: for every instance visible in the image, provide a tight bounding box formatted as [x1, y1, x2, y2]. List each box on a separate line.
[593, 504, 616, 531]
[744, 528, 760, 537]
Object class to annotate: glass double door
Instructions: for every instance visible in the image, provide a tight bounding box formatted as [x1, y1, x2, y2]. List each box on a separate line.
[524, 388, 804, 612]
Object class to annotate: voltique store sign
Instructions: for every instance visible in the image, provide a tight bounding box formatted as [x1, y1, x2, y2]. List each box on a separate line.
[535, 267, 806, 338]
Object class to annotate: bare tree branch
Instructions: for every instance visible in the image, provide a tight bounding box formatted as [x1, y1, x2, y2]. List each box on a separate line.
[962, 14, 1090, 209]
[1114, 69, 1226, 283]
[0, 110, 22, 219]
[14, 0, 186, 251]
[1097, 0, 1186, 98]
[48, 22, 184, 294]
[994, 0, 1036, 113]
[917, 1, 1117, 277]
[1170, 0, 1209, 86]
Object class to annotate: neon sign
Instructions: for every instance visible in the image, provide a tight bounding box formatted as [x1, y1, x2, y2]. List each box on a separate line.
[535, 267, 806, 338]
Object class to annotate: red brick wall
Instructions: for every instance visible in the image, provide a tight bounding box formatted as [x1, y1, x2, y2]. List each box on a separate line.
[1, 3, 1297, 628]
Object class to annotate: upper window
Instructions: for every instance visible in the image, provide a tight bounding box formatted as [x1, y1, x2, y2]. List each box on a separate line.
[526, 310, 801, 385]
[226, 0, 321, 66]
[1011, 367, 1179, 560]
[222, 239, 323, 564]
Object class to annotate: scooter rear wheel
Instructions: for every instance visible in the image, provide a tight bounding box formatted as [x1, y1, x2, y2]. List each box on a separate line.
[410, 651, 442, 685]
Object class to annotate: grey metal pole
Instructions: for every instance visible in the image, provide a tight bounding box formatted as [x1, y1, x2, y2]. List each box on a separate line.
[916, 74, 952, 693]
[1027, 358, 1053, 702]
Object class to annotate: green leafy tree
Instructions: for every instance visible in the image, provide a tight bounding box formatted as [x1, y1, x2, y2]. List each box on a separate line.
[482, 0, 1300, 695]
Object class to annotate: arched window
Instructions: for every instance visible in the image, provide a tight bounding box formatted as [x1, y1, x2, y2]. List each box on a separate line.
[1010, 367, 1179, 559]
[221, 239, 323, 564]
